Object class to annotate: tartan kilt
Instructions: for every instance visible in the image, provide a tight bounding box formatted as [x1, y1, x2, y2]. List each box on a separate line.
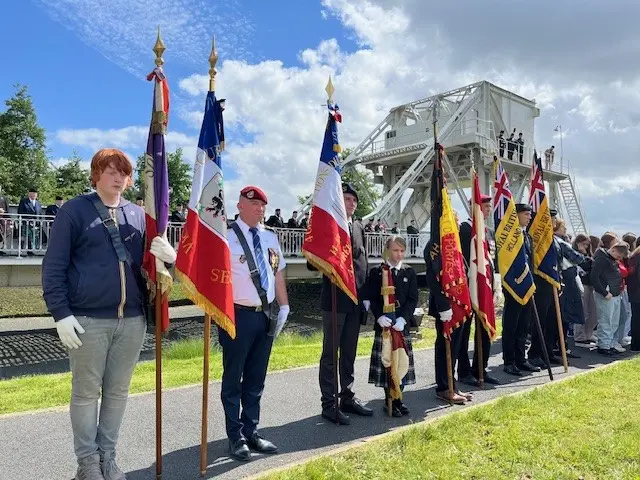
[368, 329, 416, 388]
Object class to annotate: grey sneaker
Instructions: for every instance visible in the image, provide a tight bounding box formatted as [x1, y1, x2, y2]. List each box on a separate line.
[100, 451, 126, 480]
[76, 453, 105, 480]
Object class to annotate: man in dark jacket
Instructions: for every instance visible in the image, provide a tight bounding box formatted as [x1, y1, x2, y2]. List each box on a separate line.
[591, 242, 628, 355]
[45, 196, 64, 217]
[18, 187, 43, 253]
[406, 220, 419, 256]
[286, 211, 299, 229]
[457, 194, 501, 386]
[318, 183, 372, 424]
[265, 208, 284, 228]
[498, 130, 506, 157]
[42, 148, 176, 480]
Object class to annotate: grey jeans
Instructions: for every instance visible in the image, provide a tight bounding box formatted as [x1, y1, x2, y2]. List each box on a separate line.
[594, 293, 621, 350]
[68, 315, 146, 461]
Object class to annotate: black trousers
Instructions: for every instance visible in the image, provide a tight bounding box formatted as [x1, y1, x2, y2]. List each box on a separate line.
[457, 314, 492, 378]
[501, 290, 531, 365]
[631, 302, 640, 351]
[435, 314, 463, 392]
[319, 309, 361, 410]
[528, 282, 556, 360]
[219, 308, 274, 442]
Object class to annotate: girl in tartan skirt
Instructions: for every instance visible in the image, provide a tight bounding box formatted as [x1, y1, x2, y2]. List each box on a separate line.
[367, 236, 419, 417]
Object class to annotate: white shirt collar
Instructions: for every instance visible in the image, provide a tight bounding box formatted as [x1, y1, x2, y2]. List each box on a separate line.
[235, 217, 262, 235]
[387, 260, 402, 270]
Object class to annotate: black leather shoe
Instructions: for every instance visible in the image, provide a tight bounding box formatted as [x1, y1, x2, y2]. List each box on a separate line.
[247, 432, 278, 454]
[482, 374, 500, 385]
[517, 361, 541, 372]
[229, 438, 251, 461]
[340, 397, 373, 416]
[548, 355, 562, 365]
[321, 408, 351, 425]
[383, 403, 403, 417]
[529, 357, 547, 369]
[458, 374, 480, 387]
[597, 348, 614, 357]
[394, 400, 410, 416]
[566, 350, 581, 359]
[503, 364, 523, 376]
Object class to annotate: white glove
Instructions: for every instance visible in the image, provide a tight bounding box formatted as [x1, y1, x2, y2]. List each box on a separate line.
[439, 309, 453, 322]
[56, 315, 85, 349]
[150, 234, 177, 264]
[393, 317, 406, 331]
[275, 305, 290, 337]
[377, 315, 393, 328]
[363, 300, 371, 312]
[493, 273, 502, 292]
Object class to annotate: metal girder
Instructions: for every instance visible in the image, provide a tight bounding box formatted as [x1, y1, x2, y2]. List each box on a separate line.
[363, 87, 483, 223]
[558, 177, 589, 234]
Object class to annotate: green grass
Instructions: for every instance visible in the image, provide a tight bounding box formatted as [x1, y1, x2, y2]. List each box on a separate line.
[0, 284, 190, 317]
[262, 357, 640, 480]
[0, 328, 437, 415]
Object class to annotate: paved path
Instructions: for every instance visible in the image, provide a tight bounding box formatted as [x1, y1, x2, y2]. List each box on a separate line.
[0, 339, 635, 480]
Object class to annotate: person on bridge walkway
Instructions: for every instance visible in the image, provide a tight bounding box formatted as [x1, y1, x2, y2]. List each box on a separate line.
[367, 236, 418, 417]
[42, 148, 177, 480]
[316, 182, 372, 425]
[221, 185, 290, 462]
[456, 194, 501, 387]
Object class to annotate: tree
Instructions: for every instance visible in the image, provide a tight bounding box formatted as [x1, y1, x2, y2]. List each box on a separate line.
[0, 84, 53, 202]
[298, 148, 380, 220]
[127, 148, 192, 210]
[54, 152, 91, 199]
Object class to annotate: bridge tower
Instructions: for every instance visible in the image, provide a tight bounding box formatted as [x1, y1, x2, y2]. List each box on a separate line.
[343, 81, 588, 235]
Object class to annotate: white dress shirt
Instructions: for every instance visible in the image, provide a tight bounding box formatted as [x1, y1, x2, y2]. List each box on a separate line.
[228, 217, 286, 306]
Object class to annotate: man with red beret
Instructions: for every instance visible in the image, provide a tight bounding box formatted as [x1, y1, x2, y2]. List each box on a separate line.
[457, 193, 501, 386]
[220, 185, 290, 461]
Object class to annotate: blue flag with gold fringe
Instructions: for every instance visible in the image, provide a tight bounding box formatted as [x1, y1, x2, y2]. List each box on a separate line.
[493, 157, 535, 305]
[527, 152, 560, 287]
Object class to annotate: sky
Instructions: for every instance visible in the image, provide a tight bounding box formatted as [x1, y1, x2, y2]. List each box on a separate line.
[2, 0, 639, 236]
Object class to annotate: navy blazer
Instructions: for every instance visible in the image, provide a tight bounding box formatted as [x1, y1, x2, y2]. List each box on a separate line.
[18, 197, 43, 216]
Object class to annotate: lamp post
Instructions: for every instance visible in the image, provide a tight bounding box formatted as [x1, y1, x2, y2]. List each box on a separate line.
[553, 125, 563, 172]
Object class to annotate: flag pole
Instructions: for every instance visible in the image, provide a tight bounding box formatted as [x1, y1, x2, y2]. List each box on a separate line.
[326, 77, 340, 424]
[470, 167, 485, 389]
[152, 27, 165, 480]
[200, 36, 218, 477]
[475, 316, 484, 388]
[432, 101, 455, 405]
[553, 287, 569, 373]
[531, 298, 554, 381]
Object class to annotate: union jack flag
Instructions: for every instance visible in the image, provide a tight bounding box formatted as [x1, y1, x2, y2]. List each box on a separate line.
[493, 159, 512, 223]
[527, 152, 560, 287]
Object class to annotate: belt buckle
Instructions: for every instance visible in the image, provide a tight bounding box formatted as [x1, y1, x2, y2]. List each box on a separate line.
[255, 305, 263, 312]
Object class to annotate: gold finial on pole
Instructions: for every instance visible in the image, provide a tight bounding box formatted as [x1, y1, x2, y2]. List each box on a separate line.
[325, 75, 335, 103]
[209, 36, 218, 92]
[153, 26, 165, 67]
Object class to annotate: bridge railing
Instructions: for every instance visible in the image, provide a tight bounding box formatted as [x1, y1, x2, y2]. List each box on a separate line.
[0, 214, 431, 259]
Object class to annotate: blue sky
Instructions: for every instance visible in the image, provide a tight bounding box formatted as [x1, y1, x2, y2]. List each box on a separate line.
[2, 0, 640, 234]
[1, 0, 357, 162]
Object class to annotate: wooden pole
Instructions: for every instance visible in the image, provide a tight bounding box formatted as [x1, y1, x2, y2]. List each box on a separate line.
[445, 338, 455, 405]
[475, 316, 484, 388]
[553, 287, 569, 373]
[200, 315, 211, 476]
[331, 283, 339, 423]
[155, 292, 163, 479]
[530, 299, 554, 381]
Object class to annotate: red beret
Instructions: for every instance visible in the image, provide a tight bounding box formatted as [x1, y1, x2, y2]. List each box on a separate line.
[480, 194, 491, 203]
[240, 186, 268, 204]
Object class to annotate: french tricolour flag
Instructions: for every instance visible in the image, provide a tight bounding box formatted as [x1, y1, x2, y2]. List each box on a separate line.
[175, 91, 235, 338]
[302, 103, 357, 303]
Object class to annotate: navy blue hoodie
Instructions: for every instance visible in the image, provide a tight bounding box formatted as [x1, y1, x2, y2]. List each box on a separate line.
[42, 194, 146, 321]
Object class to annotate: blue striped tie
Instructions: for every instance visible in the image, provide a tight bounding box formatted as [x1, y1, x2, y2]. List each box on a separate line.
[249, 227, 269, 292]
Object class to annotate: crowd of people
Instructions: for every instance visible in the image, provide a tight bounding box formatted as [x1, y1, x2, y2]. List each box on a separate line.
[33, 147, 638, 478]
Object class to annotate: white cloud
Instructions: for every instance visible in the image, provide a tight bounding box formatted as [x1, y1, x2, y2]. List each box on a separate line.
[34, 0, 254, 76]
[46, 0, 640, 234]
